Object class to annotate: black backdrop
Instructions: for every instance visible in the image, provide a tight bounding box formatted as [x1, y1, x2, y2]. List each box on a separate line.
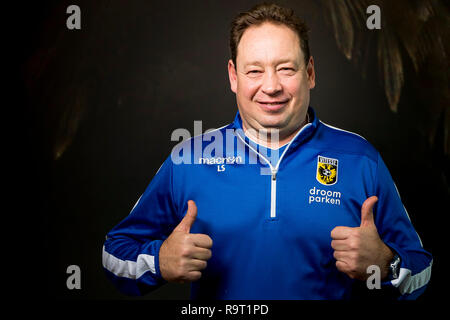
[14, 0, 447, 301]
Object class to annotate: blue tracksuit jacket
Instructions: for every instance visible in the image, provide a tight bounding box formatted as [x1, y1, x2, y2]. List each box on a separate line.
[102, 107, 432, 299]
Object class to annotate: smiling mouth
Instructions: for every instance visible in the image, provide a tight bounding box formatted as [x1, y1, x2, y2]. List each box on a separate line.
[256, 100, 289, 111]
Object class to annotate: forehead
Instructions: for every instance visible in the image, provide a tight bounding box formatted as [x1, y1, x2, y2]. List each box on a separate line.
[237, 22, 303, 65]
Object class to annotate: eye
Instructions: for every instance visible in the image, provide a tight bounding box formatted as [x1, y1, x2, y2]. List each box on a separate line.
[278, 67, 296, 75]
[246, 70, 263, 78]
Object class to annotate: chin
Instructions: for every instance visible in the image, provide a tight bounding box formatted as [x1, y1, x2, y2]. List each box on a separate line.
[257, 115, 287, 129]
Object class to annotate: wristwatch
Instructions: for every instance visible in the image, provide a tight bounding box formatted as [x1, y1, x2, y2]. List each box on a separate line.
[389, 253, 401, 279]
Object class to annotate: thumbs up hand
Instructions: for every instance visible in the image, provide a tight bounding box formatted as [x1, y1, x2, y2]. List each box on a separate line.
[159, 200, 213, 283]
[330, 196, 393, 281]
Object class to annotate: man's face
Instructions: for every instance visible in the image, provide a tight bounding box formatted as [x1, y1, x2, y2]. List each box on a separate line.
[228, 22, 315, 141]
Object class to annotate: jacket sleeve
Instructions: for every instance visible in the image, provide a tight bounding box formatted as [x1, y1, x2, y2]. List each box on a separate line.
[102, 157, 179, 296]
[374, 153, 433, 299]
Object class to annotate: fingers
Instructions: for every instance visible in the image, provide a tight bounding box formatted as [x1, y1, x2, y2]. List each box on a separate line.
[191, 233, 213, 249]
[333, 250, 353, 261]
[190, 247, 212, 261]
[180, 236, 212, 259]
[330, 226, 353, 240]
[184, 271, 202, 282]
[186, 259, 208, 272]
[331, 239, 352, 251]
[335, 260, 351, 274]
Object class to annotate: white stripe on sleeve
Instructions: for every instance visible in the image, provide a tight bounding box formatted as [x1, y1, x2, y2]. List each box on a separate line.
[102, 246, 156, 279]
[391, 260, 433, 295]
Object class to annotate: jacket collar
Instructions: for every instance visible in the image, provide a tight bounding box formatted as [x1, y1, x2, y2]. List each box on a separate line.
[230, 106, 319, 152]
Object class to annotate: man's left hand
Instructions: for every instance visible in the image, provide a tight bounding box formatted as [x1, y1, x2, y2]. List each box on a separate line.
[330, 196, 394, 281]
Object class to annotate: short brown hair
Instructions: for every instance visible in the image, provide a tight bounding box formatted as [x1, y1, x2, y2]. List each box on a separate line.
[229, 3, 310, 66]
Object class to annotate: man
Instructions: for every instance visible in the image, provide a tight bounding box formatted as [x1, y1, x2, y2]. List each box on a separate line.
[102, 3, 432, 299]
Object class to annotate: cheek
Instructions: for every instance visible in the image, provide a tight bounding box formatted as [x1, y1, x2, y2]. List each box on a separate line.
[237, 79, 260, 101]
[283, 76, 307, 100]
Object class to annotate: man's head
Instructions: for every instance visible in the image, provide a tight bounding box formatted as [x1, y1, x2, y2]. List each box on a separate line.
[228, 3, 315, 145]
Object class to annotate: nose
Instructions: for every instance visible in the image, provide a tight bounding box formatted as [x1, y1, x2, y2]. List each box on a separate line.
[261, 70, 282, 95]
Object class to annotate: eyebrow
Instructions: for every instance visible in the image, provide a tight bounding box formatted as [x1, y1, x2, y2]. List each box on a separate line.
[243, 59, 298, 67]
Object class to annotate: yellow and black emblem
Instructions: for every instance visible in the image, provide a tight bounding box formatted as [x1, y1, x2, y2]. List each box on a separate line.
[316, 156, 338, 185]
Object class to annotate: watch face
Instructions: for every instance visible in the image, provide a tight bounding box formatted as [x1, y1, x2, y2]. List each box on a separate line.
[390, 255, 401, 279]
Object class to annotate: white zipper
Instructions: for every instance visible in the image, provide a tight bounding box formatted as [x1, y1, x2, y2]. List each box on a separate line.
[270, 168, 277, 218]
[235, 123, 312, 219]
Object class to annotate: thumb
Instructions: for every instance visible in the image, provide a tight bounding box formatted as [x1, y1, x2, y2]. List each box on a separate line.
[174, 200, 198, 233]
[360, 196, 378, 227]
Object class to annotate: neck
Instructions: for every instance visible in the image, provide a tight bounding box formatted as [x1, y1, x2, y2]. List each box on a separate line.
[243, 113, 310, 149]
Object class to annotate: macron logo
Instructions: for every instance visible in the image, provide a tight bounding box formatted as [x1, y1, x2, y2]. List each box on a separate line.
[198, 156, 243, 172]
[198, 156, 243, 165]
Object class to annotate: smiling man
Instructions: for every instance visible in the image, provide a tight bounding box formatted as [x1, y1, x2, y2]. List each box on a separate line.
[102, 3, 432, 299]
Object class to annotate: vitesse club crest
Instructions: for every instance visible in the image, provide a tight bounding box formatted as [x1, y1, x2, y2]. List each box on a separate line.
[316, 156, 338, 185]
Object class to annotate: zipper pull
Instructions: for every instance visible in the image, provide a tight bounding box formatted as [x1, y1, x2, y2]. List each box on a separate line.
[272, 169, 277, 181]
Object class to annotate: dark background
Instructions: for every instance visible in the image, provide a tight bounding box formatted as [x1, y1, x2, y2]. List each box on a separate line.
[13, 0, 447, 301]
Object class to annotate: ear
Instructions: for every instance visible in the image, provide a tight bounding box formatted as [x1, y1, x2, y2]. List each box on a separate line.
[306, 56, 316, 89]
[228, 59, 238, 94]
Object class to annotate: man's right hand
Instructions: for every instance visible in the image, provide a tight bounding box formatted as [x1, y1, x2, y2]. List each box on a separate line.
[159, 200, 213, 283]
